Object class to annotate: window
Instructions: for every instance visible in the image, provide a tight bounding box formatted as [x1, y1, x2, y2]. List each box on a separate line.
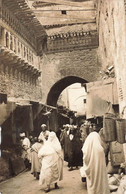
[5, 32, 9, 48]
[84, 99, 86, 104]
[10, 34, 13, 50]
[61, 10, 67, 15]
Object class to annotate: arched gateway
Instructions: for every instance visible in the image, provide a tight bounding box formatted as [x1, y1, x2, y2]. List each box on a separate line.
[46, 76, 86, 131]
[46, 76, 87, 131]
[47, 76, 87, 107]
[41, 45, 100, 131]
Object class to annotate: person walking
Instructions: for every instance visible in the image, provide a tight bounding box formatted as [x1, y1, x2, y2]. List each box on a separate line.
[38, 140, 59, 193]
[31, 137, 43, 179]
[48, 131, 64, 185]
[67, 125, 83, 171]
[61, 124, 70, 162]
[82, 131, 110, 194]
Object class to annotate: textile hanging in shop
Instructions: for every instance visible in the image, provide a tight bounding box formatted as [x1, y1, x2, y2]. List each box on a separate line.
[86, 78, 118, 119]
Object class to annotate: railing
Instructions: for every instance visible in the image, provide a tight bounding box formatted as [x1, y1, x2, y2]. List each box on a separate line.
[1, 2, 37, 50]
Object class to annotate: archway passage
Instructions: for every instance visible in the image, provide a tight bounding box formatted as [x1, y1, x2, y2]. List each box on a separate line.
[46, 76, 87, 132]
[47, 76, 87, 107]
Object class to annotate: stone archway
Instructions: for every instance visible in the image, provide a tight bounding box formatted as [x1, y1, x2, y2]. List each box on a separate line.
[47, 76, 87, 106]
[46, 76, 87, 131]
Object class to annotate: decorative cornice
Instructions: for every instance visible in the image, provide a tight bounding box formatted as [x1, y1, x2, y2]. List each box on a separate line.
[46, 30, 99, 53]
[44, 24, 66, 29]
[48, 30, 96, 40]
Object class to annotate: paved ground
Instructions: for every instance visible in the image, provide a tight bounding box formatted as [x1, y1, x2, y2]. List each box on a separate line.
[0, 162, 87, 194]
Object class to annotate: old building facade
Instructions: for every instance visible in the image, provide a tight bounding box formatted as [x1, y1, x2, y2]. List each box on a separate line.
[0, 0, 47, 147]
[0, 0, 126, 182]
[0, 0, 126, 144]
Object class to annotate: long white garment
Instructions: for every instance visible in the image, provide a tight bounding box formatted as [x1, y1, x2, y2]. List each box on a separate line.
[82, 132, 110, 194]
[48, 132, 64, 181]
[38, 130, 50, 142]
[31, 142, 42, 173]
[22, 137, 31, 162]
[22, 137, 31, 149]
[38, 141, 59, 186]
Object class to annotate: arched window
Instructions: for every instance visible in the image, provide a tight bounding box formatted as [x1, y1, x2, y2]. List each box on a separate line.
[18, 41, 20, 54]
[14, 37, 16, 53]
[10, 34, 13, 50]
[5, 32, 9, 48]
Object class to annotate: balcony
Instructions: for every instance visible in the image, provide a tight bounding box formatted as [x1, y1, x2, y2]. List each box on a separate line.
[0, 28, 41, 77]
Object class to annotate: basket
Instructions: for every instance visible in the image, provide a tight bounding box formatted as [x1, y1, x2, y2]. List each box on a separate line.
[116, 119, 126, 144]
[103, 116, 116, 142]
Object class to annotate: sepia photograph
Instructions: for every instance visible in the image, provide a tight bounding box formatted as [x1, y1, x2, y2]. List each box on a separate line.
[0, 0, 126, 193]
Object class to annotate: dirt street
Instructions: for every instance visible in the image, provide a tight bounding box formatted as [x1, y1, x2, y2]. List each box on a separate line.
[0, 162, 87, 194]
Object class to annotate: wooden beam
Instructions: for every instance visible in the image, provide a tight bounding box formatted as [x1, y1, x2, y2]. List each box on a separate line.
[29, 0, 95, 9]
[41, 103, 57, 110]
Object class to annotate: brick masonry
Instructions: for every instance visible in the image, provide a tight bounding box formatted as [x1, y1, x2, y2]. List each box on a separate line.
[41, 48, 101, 104]
[0, 68, 42, 102]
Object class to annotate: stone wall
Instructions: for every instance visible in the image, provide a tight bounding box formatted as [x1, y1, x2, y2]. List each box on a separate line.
[96, 0, 126, 115]
[0, 66, 42, 102]
[0, 151, 25, 182]
[41, 48, 100, 104]
[0, 158, 10, 182]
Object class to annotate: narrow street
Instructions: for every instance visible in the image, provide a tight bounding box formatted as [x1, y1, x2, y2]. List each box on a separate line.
[0, 162, 87, 194]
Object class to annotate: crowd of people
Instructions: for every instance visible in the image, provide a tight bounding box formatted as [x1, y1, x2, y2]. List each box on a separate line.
[19, 124, 63, 193]
[19, 121, 125, 194]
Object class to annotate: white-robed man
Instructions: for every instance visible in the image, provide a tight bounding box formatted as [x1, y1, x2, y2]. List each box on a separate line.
[48, 132, 64, 184]
[20, 132, 31, 169]
[38, 140, 59, 193]
[38, 124, 50, 142]
[82, 132, 110, 194]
